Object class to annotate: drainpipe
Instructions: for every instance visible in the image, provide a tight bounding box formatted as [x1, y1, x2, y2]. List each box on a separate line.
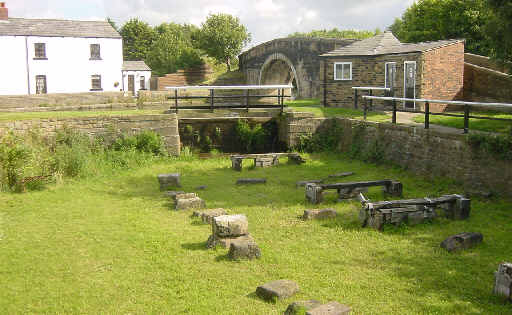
[25, 36, 31, 94]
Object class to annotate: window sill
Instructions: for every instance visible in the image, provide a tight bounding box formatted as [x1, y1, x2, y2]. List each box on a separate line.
[33, 57, 48, 60]
[334, 78, 352, 81]
[90, 88, 103, 91]
[89, 58, 102, 60]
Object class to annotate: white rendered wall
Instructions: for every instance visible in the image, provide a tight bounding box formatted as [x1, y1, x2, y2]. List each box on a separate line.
[122, 70, 152, 95]
[0, 36, 30, 95]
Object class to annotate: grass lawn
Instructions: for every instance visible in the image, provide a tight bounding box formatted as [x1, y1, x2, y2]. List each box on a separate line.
[413, 111, 512, 134]
[0, 109, 165, 122]
[0, 154, 510, 314]
[286, 99, 391, 122]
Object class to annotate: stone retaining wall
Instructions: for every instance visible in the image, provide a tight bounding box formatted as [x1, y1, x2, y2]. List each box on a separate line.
[0, 114, 180, 156]
[280, 112, 512, 197]
[0, 92, 133, 109]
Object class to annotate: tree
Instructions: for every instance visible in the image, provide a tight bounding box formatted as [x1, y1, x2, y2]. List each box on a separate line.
[390, 0, 491, 56]
[198, 13, 251, 71]
[106, 17, 118, 32]
[486, 0, 512, 64]
[288, 28, 381, 40]
[119, 18, 156, 61]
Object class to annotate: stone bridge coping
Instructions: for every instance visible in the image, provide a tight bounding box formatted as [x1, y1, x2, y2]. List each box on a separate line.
[165, 85, 292, 90]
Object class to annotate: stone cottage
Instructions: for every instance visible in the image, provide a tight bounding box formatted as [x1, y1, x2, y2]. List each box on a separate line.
[319, 31, 464, 112]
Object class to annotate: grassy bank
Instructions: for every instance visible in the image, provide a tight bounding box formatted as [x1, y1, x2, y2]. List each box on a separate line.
[0, 154, 510, 313]
[413, 110, 512, 133]
[286, 99, 390, 122]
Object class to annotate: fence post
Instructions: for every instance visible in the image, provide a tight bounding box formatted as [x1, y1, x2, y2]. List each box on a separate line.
[464, 104, 470, 134]
[369, 89, 373, 111]
[245, 89, 249, 112]
[364, 99, 367, 121]
[174, 89, 178, 113]
[354, 89, 358, 109]
[210, 89, 214, 113]
[280, 88, 284, 113]
[392, 99, 397, 124]
[424, 101, 430, 129]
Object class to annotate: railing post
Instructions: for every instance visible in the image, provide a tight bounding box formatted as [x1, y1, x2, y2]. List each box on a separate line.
[210, 89, 214, 113]
[245, 89, 249, 112]
[354, 89, 358, 109]
[364, 99, 367, 121]
[424, 101, 430, 129]
[174, 89, 178, 113]
[392, 99, 397, 124]
[369, 89, 373, 111]
[464, 104, 469, 134]
[280, 88, 284, 113]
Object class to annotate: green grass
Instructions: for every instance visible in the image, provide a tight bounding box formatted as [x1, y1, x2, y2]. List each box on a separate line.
[286, 99, 391, 122]
[0, 109, 165, 122]
[413, 111, 512, 133]
[1, 154, 510, 313]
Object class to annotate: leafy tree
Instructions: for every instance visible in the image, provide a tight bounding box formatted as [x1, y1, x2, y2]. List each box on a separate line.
[486, 0, 512, 64]
[198, 13, 251, 71]
[390, 0, 491, 56]
[106, 17, 118, 32]
[288, 28, 381, 40]
[119, 18, 156, 61]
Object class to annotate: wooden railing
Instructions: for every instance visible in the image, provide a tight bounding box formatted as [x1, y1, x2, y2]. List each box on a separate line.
[165, 85, 292, 113]
[362, 95, 512, 134]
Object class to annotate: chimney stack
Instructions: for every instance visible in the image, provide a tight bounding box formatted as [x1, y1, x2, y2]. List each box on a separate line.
[0, 3, 8, 21]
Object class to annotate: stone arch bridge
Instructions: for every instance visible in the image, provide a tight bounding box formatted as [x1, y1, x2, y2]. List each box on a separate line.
[238, 38, 356, 98]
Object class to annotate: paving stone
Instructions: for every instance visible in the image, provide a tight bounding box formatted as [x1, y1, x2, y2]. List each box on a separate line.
[175, 197, 205, 211]
[306, 301, 352, 315]
[284, 300, 323, 315]
[302, 209, 337, 220]
[206, 234, 254, 249]
[236, 178, 267, 185]
[228, 240, 261, 260]
[256, 279, 299, 301]
[493, 262, 512, 300]
[328, 172, 354, 178]
[157, 173, 180, 190]
[212, 214, 249, 237]
[440, 232, 483, 252]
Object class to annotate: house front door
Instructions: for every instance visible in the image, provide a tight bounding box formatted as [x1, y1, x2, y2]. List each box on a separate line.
[404, 61, 416, 109]
[128, 75, 135, 94]
[36, 75, 47, 94]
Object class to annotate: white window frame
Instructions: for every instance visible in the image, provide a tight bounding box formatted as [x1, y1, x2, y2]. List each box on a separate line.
[384, 62, 396, 89]
[334, 62, 352, 81]
[403, 61, 417, 109]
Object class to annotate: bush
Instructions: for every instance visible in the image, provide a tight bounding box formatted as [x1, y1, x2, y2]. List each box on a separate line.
[295, 122, 343, 153]
[0, 133, 31, 192]
[467, 133, 512, 160]
[111, 130, 166, 156]
[235, 119, 267, 153]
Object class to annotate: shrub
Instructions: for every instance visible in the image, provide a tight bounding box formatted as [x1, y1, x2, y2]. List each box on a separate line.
[111, 130, 166, 156]
[295, 122, 343, 153]
[234, 119, 267, 153]
[0, 133, 31, 192]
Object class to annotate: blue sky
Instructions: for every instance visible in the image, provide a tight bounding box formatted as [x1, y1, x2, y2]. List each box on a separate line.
[6, 0, 415, 47]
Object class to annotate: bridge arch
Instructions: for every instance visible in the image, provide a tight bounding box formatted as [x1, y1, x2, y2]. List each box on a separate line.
[258, 53, 299, 97]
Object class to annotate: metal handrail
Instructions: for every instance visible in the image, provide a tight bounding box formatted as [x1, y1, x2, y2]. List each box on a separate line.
[362, 95, 512, 134]
[352, 86, 392, 110]
[165, 84, 293, 90]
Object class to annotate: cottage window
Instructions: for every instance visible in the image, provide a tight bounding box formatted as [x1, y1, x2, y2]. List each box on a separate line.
[90, 44, 101, 60]
[34, 43, 46, 59]
[35, 75, 47, 94]
[334, 62, 352, 80]
[385, 62, 397, 89]
[140, 76, 145, 90]
[91, 75, 102, 90]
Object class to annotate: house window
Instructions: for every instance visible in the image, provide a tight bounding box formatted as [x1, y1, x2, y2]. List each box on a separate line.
[91, 75, 102, 90]
[140, 76, 145, 90]
[385, 62, 397, 89]
[90, 44, 101, 60]
[34, 43, 46, 59]
[334, 62, 352, 80]
[35, 75, 47, 94]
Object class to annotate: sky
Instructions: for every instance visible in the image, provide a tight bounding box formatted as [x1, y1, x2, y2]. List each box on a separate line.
[6, 0, 415, 48]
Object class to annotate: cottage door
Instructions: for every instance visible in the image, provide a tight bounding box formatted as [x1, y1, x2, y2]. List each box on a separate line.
[35, 75, 47, 94]
[128, 75, 135, 95]
[404, 61, 416, 109]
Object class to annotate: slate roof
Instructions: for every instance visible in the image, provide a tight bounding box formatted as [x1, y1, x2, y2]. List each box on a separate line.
[0, 18, 121, 38]
[122, 61, 151, 71]
[321, 31, 463, 57]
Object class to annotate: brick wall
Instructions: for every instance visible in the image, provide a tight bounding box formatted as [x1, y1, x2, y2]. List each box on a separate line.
[280, 112, 512, 197]
[464, 63, 512, 104]
[0, 114, 180, 156]
[156, 65, 214, 90]
[422, 42, 465, 112]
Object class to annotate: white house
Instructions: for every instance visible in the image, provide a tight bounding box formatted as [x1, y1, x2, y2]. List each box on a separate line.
[122, 61, 152, 95]
[0, 2, 150, 96]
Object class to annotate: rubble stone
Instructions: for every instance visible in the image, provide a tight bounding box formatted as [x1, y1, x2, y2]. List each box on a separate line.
[440, 232, 483, 252]
[212, 214, 249, 237]
[206, 234, 254, 249]
[157, 173, 180, 190]
[228, 240, 261, 260]
[284, 300, 323, 315]
[256, 280, 299, 301]
[493, 262, 512, 300]
[302, 209, 337, 220]
[306, 301, 352, 315]
[236, 178, 267, 185]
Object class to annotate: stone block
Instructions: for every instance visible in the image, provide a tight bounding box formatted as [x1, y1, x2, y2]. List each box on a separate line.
[493, 262, 512, 300]
[175, 193, 197, 200]
[256, 280, 299, 301]
[328, 172, 354, 178]
[440, 232, 483, 252]
[306, 301, 352, 315]
[207, 234, 254, 249]
[157, 173, 181, 190]
[254, 157, 276, 168]
[201, 208, 228, 224]
[285, 300, 323, 315]
[306, 183, 324, 204]
[164, 190, 185, 198]
[303, 209, 337, 220]
[337, 187, 368, 200]
[236, 178, 267, 185]
[175, 197, 205, 211]
[231, 156, 243, 171]
[228, 240, 261, 260]
[383, 180, 403, 197]
[212, 214, 249, 237]
[296, 180, 323, 187]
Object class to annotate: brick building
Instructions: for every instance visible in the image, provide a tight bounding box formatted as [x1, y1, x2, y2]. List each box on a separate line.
[319, 32, 464, 112]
